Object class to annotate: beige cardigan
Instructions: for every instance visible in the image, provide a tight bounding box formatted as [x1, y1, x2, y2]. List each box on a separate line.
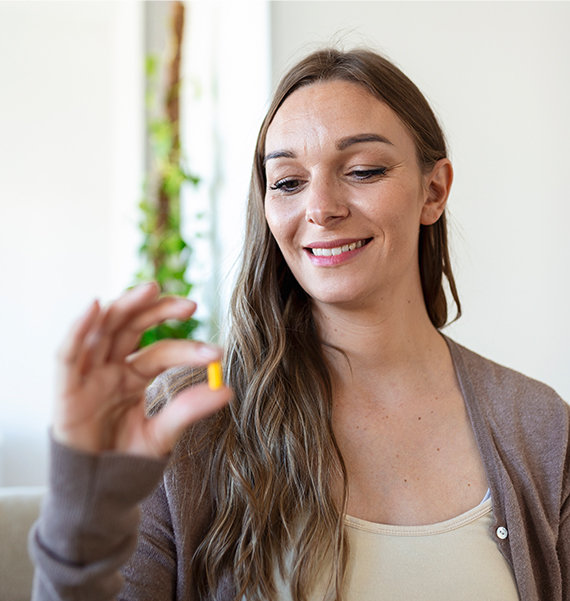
[30, 338, 570, 600]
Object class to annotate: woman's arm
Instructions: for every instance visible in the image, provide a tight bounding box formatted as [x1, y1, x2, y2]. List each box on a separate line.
[29, 283, 232, 600]
[30, 439, 167, 600]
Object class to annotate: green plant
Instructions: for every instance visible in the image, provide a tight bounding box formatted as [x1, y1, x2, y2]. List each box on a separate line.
[135, 2, 200, 347]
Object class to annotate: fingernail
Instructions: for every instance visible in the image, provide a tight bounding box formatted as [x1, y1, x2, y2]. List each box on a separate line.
[176, 298, 196, 309]
[130, 281, 156, 295]
[197, 344, 221, 361]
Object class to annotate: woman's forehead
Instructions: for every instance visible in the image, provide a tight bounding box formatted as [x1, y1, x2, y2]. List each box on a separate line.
[265, 80, 415, 157]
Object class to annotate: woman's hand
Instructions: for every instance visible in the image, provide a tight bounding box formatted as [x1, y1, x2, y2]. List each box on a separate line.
[53, 282, 232, 457]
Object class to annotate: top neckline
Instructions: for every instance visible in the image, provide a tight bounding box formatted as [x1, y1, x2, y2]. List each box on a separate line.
[344, 498, 492, 537]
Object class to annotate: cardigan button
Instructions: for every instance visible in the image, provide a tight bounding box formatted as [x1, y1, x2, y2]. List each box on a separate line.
[496, 526, 508, 540]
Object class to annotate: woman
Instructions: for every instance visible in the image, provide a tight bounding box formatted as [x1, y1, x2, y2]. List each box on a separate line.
[31, 48, 569, 601]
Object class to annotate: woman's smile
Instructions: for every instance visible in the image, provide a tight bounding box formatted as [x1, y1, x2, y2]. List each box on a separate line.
[304, 237, 372, 265]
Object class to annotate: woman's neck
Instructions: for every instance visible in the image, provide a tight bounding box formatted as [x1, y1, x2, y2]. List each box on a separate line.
[313, 294, 450, 407]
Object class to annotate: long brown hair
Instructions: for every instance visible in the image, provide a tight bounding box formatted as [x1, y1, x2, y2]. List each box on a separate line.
[192, 48, 461, 601]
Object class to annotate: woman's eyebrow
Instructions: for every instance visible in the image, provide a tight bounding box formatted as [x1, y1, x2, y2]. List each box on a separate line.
[263, 150, 296, 167]
[336, 133, 394, 150]
[263, 133, 393, 166]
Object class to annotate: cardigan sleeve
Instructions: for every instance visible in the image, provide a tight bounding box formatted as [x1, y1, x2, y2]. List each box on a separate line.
[29, 437, 168, 601]
[119, 479, 177, 600]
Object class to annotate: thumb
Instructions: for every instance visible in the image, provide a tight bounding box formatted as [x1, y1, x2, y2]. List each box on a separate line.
[144, 383, 233, 456]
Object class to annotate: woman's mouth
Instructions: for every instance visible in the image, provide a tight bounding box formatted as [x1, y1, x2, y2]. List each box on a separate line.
[309, 238, 370, 256]
[304, 238, 372, 265]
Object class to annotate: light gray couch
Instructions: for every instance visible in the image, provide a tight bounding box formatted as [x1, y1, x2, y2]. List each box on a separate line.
[0, 487, 44, 601]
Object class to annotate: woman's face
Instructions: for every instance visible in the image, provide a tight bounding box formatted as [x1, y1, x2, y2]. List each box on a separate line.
[264, 79, 447, 311]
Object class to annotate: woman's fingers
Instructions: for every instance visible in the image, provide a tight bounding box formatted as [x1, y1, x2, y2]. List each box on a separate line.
[57, 300, 102, 391]
[58, 300, 101, 365]
[139, 383, 233, 456]
[85, 282, 161, 368]
[126, 339, 222, 380]
[107, 297, 197, 362]
[52, 283, 228, 457]
[102, 282, 160, 333]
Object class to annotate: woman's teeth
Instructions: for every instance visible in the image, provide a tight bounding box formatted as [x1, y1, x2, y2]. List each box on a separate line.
[311, 239, 366, 256]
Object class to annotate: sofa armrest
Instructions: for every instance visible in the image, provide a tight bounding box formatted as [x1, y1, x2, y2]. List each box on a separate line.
[0, 487, 44, 601]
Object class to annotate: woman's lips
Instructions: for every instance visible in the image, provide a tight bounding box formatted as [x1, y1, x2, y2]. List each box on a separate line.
[304, 238, 372, 265]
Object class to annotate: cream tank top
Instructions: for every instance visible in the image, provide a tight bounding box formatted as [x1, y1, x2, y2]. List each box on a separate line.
[274, 499, 520, 601]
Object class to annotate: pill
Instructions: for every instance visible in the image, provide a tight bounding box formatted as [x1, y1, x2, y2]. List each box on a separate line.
[207, 361, 223, 390]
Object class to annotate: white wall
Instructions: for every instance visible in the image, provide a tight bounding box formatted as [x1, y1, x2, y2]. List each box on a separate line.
[0, 0, 270, 486]
[0, 1, 144, 485]
[269, 1, 570, 400]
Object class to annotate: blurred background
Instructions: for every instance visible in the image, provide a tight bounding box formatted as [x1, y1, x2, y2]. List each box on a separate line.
[0, 0, 569, 487]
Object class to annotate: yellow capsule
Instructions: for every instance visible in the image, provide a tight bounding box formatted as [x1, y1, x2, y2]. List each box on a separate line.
[207, 361, 223, 391]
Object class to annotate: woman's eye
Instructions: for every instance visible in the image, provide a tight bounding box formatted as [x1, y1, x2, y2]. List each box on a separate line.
[269, 178, 302, 192]
[349, 167, 388, 180]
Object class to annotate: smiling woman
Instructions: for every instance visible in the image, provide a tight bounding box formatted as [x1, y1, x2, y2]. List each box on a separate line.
[30, 48, 569, 601]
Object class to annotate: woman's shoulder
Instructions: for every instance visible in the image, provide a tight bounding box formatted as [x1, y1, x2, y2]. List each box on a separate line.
[445, 335, 569, 429]
[445, 337, 570, 518]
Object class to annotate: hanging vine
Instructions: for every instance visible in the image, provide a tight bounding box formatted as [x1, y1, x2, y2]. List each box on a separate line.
[136, 1, 200, 347]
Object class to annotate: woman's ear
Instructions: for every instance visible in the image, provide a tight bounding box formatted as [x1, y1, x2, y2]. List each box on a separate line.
[420, 158, 453, 225]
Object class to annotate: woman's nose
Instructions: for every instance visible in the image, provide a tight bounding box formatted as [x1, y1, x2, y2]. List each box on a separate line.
[304, 178, 349, 226]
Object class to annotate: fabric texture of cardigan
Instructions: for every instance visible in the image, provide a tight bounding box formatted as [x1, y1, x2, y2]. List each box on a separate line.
[30, 337, 570, 600]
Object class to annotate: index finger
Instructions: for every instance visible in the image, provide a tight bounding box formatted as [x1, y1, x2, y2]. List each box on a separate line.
[99, 282, 161, 335]
[57, 299, 101, 365]
[126, 339, 222, 380]
[82, 282, 161, 369]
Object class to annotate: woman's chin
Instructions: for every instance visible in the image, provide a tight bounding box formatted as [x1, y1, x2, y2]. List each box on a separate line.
[308, 288, 378, 312]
